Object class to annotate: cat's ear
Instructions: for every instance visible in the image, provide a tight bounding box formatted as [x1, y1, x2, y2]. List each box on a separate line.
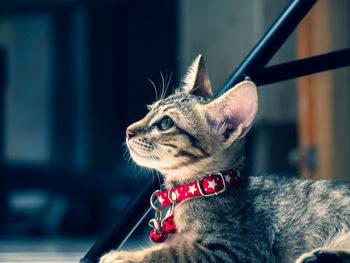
[182, 55, 213, 98]
[203, 80, 258, 146]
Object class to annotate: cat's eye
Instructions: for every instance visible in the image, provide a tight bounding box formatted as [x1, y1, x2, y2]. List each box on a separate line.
[159, 117, 174, 131]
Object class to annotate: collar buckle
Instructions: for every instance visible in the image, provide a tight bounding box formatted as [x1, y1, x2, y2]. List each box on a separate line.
[197, 172, 227, 197]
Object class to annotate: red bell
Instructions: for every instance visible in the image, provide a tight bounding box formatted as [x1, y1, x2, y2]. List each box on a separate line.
[162, 215, 176, 234]
[149, 227, 167, 243]
[149, 219, 167, 243]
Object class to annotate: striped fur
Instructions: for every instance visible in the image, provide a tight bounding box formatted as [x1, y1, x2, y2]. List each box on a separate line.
[101, 56, 350, 263]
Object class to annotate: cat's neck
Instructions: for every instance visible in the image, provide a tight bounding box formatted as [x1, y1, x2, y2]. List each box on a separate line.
[162, 156, 245, 189]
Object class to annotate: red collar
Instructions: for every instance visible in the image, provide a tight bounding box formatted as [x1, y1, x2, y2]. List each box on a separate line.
[151, 169, 241, 208]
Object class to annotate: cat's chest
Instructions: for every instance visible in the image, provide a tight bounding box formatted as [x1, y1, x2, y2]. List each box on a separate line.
[172, 192, 244, 234]
[172, 202, 194, 233]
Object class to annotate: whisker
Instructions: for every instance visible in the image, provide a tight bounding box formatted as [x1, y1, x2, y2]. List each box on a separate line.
[190, 84, 202, 94]
[147, 78, 159, 101]
[163, 71, 172, 98]
[160, 71, 166, 99]
[155, 170, 163, 190]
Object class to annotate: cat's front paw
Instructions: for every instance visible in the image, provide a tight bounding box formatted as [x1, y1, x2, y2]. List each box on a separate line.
[99, 250, 143, 263]
[296, 249, 350, 263]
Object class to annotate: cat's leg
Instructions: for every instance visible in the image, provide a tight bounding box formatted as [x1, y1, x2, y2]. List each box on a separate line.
[295, 249, 350, 263]
[99, 239, 266, 263]
[295, 231, 350, 263]
[99, 241, 216, 263]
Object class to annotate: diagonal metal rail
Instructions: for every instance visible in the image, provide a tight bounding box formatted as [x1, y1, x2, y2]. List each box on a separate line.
[250, 48, 350, 86]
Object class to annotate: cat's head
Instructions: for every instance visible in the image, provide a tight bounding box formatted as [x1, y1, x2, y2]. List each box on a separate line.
[126, 55, 258, 185]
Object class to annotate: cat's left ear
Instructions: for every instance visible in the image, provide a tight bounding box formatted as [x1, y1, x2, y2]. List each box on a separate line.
[182, 55, 213, 98]
[203, 80, 258, 146]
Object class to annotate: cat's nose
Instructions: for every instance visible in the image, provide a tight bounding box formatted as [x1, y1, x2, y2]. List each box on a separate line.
[126, 128, 135, 139]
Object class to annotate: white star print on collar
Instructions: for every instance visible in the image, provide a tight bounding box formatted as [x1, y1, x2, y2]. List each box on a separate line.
[151, 169, 241, 207]
[157, 195, 165, 204]
[208, 180, 217, 190]
[188, 185, 197, 194]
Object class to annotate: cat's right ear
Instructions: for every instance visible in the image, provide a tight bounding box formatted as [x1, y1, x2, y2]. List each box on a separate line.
[203, 80, 258, 146]
[182, 55, 213, 98]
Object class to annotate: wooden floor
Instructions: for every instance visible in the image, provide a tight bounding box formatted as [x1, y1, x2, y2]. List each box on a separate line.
[0, 238, 95, 263]
[0, 233, 149, 263]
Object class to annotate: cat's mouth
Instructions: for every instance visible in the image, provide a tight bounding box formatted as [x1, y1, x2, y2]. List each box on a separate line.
[127, 141, 160, 161]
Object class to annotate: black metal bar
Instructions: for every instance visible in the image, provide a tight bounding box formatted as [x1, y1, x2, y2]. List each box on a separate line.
[80, 179, 159, 263]
[217, 0, 318, 97]
[250, 48, 350, 86]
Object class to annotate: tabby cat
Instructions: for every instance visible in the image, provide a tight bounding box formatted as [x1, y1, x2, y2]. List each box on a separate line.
[100, 55, 350, 263]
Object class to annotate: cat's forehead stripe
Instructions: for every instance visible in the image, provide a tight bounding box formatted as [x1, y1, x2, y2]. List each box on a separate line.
[159, 94, 187, 105]
[155, 92, 208, 108]
[149, 93, 209, 117]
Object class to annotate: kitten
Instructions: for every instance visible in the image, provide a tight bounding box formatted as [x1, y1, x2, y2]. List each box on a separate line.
[100, 55, 350, 263]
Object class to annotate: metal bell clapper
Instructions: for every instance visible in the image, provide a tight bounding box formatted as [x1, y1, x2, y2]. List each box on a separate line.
[149, 208, 167, 243]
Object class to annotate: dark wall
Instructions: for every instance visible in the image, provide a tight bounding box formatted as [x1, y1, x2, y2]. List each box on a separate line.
[0, 0, 178, 236]
[88, 1, 177, 169]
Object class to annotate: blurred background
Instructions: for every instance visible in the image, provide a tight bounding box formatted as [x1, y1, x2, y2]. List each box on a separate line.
[0, 0, 349, 262]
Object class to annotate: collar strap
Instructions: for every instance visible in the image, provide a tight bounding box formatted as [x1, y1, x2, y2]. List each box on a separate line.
[152, 170, 241, 208]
